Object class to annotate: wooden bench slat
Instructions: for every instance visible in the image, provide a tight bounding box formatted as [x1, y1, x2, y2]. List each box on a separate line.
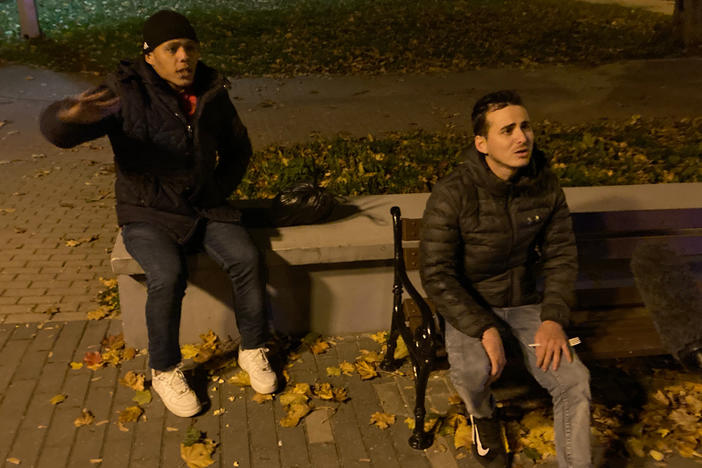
[576, 234, 702, 259]
[572, 208, 702, 233]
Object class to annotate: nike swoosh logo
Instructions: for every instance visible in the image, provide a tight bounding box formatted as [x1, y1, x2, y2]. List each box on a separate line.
[471, 415, 490, 456]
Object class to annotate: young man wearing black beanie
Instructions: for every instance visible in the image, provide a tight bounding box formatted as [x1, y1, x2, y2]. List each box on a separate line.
[40, 10, 277, 417]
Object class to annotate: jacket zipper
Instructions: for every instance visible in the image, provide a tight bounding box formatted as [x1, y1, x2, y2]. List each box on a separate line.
[505, 187, 514, 305]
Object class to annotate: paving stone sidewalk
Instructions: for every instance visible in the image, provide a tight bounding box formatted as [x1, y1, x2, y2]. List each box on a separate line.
[0, 319, 480, 468]
[1, 54, 702, 467]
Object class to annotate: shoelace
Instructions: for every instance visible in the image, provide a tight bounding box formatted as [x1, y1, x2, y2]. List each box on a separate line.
[161, 368, 190, 394]
[251, 348, 271, 371]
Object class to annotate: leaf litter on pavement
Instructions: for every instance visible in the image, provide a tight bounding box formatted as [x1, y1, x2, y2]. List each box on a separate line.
[54, 326, 702, 464]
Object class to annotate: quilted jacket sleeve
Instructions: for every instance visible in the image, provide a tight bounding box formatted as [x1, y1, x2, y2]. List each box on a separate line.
[419, 177, 499, 338]
[39, 85, 117, 148]
[214, 91, 253, 198]
[538, 185, 578, 326]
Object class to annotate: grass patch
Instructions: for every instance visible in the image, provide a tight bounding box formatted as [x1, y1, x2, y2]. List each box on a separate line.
[235, 116, 702, 199]
[1, 0, 679, 76]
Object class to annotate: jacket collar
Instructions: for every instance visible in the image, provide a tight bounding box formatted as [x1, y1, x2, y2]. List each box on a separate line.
[463, 146, 549, 197]
[114, 57, 226, 97]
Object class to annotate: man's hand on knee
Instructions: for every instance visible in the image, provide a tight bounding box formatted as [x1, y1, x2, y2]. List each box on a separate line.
[534, 320, 573, 371]
[481, 327, 506, 385]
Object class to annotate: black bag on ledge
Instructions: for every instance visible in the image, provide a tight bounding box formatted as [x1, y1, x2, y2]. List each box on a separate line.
[270, 182, 337, 227]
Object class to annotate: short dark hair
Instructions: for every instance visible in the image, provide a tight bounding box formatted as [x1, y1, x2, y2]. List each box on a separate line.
[471, 90, 524, 136]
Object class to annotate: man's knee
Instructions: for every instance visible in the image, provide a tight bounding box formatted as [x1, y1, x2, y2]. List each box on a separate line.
[447, 347, 492, 390]
[145, 265, 187, 294]
[550, 358, 591, 396]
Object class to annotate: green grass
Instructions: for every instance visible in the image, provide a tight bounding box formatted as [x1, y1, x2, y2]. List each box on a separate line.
[235, 116, 702, 199]
[0, 0, 679, 76]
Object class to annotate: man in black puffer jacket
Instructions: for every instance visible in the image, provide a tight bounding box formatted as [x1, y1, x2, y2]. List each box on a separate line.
[40, 10, 277, 417]
[420, 91, 590, 468]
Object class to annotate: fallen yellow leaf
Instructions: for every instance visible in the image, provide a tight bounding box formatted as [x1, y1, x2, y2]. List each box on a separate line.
[132, 389, 152, 406]
[339, 361, 355, 376]
[279, 392, 308, 407]
[355, 360, 378, 380]
[50, 394, 67, 405]
[181, 344, 200, 360]
[357, 349, 382, 364]
[252, 393, 273, 404]
[369, 331, 388, 344]
[280, 402, 312, 427]
[333, 387, 349, 402]
[6, 457, 20, 465]
[454, 415, 471, 449]
[118, 405, 143, 424]
[74, 408, 95, 427]
[180, 439, 216, 468]
[649, 449, 665, 461]
[122, 347, 136, 361]
[326, 366, 341, 377]
[120, 371, 145, 391]
[393, 335, 409, 360]
[370, 412, 395, 429]
[313, 383, 334, 400]
[310, 338, 330, 355]
[69, 361, 83, 370]
[83, 351, 104, 370]
[228, 371, 250, 386]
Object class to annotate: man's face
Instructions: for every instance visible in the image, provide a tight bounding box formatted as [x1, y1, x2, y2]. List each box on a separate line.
[145, 38, 200, 90]
[474, 105, 534, 180]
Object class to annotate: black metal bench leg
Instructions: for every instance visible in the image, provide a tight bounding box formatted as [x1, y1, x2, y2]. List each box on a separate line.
[408, 362, 433, 449]
[381, 284, 404, 372]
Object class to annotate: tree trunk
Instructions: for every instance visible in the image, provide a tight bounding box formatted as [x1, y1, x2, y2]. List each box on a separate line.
[674, 0, 702, 49]
[16, 0, 41, 39]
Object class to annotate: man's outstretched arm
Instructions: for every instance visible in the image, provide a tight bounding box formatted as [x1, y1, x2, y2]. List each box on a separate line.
[40, 87, 120, 148]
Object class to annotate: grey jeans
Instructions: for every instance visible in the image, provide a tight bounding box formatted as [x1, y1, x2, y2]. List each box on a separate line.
[445, 304, 592, 468]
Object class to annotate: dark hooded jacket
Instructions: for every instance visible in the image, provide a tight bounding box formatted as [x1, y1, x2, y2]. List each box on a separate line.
[40, 57, 252, 243]
[419, 148, 578, 338]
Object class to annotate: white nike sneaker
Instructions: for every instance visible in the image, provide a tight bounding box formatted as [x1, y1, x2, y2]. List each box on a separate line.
[238, 347, 278, 394]
[151, 365, 201, 417]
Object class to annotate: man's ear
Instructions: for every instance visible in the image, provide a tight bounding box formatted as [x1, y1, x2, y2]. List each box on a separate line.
[474, 134, 487, 154]
[144, 52, 154, 66]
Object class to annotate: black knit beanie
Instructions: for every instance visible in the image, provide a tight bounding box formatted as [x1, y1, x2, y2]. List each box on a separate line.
[142, 10, 198, 53]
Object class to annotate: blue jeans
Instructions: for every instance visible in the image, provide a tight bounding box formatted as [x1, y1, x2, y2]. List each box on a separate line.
[122, 221, 268, 371]
[445, 304, 592, 468]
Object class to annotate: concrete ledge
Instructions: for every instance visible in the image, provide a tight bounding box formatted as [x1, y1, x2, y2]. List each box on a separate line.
[111, 183, 702, 272]
[111, 183, 702, 348]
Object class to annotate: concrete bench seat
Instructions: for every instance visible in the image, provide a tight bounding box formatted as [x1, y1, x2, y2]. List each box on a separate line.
[111, 183, 702, 349]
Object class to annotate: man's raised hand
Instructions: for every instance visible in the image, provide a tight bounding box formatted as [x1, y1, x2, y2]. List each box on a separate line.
[57, 88, 120, 124]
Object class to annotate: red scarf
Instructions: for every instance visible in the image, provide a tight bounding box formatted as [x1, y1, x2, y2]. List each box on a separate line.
[178, 90, 197, 119]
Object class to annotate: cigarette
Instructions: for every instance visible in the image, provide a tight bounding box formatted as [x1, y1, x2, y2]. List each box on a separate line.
[529, 337, 581, 348]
